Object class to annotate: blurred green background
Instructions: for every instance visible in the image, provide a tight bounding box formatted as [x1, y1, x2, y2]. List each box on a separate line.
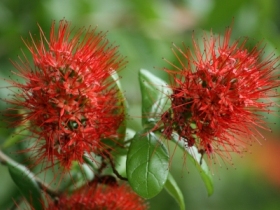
[0, 0, 280, 209]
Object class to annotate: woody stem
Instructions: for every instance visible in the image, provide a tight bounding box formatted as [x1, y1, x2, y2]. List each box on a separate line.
[104, 153, 128, 181]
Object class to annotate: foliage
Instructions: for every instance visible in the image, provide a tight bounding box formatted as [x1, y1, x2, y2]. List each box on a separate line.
[0, 1, 280, 210]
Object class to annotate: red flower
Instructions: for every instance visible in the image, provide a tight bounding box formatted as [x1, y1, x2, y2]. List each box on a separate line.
[161, 28, 279, 160]
[46, 183, 148, 210]
[7, 20, 125, 170]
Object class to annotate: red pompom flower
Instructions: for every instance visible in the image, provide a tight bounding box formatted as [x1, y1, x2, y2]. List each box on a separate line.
[160, 28, 279, 161]
[46, 183, 147, 210]
[7, 20, 125, 169]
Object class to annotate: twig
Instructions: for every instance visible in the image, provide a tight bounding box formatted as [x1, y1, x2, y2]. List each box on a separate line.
[98, 158, 107, 174]
[104, 153, 128, 181]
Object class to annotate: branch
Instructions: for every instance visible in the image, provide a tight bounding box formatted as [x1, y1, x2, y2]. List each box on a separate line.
[104, 153, 128, 181]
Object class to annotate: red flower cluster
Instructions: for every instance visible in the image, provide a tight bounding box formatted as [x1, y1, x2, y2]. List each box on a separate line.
[7, 20, 125, 169]
[46, 183, 147, 210]
[161, 28, 279, 160]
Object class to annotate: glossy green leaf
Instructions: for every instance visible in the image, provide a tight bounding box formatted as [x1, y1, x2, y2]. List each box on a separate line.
[100, 71, 128, 154]
[164, 173, 185, 210]
[111, 71, 127, 141]
[114, 154, 127, 178]
[7, 159, 43, 210]
[138, 69, 171, 126]
[172, 134, 214, 196]
[69, 161, 95, 191]
[83, 153, 99, 171]
[59, 159, 96, 192]
[126, 131, 169, 198]
[124, 128, 136, 141]
[187, 146, 213, 196]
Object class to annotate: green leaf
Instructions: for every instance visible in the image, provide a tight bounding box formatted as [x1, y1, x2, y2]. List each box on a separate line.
[7, 159, 43, 210]
[111, 70, 127, 141]
[172, 134, 214, 196]
[138, 69, 172, 126]
[59, 159, 96, 192]
[69, 161, 94, 191]
[124, 128, 136, 142]
[83, 153, 99, 171]
[126, 131, 169, 198]
[164, 173, 185, 210]
[101, 71, 128, 153]
[114, 154, 127, 178]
